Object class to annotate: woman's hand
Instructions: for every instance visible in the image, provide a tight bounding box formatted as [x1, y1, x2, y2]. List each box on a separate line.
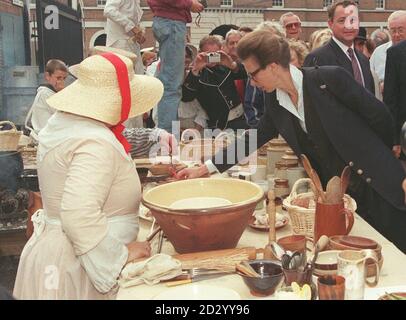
[174, 165, 209, 180]
[217, 50, 236, 70]
[159, 130, 179, 156]
[126, 241, 151, 263]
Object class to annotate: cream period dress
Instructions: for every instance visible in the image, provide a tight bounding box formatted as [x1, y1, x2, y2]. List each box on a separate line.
[13, 112, 141, 299]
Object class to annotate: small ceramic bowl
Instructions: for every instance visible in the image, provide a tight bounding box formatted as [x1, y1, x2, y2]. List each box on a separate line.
[328, 236, 382, 260]
[238, 260, 284, 297]
[332, 235, 378, 249]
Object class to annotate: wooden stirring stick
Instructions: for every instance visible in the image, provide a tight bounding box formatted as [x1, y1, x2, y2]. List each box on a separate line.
[268, 190, 276, 244]
[236, 262, 260, 277]
[263, 191, 277, 260]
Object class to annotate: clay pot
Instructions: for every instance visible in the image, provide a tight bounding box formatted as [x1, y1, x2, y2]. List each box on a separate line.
[142, 178, 264, 253]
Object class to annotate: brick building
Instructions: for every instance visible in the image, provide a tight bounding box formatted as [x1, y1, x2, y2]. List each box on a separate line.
[80, 0, 406, 56]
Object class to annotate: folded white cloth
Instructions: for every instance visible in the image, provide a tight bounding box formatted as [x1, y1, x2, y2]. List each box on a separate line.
[254, 211, 285, 226]
[118, 254, 183, 288]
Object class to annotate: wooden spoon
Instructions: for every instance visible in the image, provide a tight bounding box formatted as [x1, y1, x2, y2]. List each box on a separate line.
[340, 166, 351, 198]
[311, 169, 327, 203]
[326, 176, 342, 204]
[300, 154, 323, 201]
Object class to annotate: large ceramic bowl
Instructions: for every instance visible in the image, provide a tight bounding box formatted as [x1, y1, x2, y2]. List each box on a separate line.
[142, 178, 264, 253]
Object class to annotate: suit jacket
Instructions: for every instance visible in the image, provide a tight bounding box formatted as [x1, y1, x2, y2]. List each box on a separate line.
[215, 66, 405, 211]
[304, 39, 375, 95]
[383, 40, 406, 145]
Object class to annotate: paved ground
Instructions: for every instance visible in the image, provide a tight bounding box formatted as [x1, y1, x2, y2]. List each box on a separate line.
[0, 256, 19, 296]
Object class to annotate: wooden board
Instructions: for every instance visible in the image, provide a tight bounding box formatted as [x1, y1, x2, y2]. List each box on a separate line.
[0, 229, 27, 257]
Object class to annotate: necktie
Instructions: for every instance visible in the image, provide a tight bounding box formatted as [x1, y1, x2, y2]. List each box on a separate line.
[347, 48, 364, 87]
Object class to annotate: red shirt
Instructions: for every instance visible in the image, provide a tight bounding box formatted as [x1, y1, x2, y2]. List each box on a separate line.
[147, 0, 193, 23]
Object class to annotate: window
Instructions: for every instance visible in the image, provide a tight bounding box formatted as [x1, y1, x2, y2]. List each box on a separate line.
[376, 0, 385, 9]
[97, 0, 106, 6]
[272, 0, 284, 7]
[323, 0, 333, 8]
[220, 0, 233, 7]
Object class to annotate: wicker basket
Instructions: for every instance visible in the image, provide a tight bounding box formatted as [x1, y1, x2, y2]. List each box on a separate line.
[20, 147, 37, 167]
[0, 121, 22, 151]
[283, 178, 357, 238]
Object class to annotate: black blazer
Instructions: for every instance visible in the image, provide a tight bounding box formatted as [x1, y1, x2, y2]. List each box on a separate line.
[304, 39, 375, 95]
[215, 66, 404, 210]
[383, 40, 406, 145]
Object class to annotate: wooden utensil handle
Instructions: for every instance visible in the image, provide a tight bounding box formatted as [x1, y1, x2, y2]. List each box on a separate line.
[165, 279, 192, 287]
[236, 263, 259, 277]
[267, 190, 276, 243]
[173, 247, 257, 262]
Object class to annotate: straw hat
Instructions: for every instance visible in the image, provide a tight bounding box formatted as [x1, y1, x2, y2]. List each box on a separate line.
[47, 53, 163, 125]
[69, 46, 137, 77]
[91, 46, 137, 63]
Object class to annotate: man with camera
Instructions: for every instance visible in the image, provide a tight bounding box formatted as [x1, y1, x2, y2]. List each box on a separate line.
[182, 35, 248, 131]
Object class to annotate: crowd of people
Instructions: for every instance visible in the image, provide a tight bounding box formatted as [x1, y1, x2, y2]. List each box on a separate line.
[9, 0, 406, 299]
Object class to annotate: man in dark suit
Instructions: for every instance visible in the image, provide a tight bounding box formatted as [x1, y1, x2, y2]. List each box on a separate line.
[304, 1, 375, 95]
[384, 40, 406, 159]
[177, 31, 406, 253]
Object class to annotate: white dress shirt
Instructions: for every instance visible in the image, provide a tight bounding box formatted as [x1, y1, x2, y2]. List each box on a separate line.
[205, 65, 306, 174]
[104, 0, 143, 47]
[276, 65, 307, 133]
[370, 41, 392, 82]
[332, 36, 365, 86]
[28, 86, 56, 135]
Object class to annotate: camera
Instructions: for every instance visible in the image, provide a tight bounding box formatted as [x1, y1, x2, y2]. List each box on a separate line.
[207, 52, 221, 64]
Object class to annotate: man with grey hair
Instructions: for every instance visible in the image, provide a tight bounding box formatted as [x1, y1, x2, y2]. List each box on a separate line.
[370, 11, 406, 93]
[223, 29, 243, 62]
[255, 20, 286, 37]
[280, 12, 302, 40]
[370, 28, 390, 48]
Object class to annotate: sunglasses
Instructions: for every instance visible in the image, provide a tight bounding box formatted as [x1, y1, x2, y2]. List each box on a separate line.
[285, 22, 301, 30]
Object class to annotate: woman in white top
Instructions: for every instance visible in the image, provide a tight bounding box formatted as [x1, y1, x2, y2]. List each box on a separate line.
[13, 52, 164, 299]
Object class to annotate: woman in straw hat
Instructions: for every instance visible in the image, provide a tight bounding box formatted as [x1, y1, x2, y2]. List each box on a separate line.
[13, 53, 164, 299]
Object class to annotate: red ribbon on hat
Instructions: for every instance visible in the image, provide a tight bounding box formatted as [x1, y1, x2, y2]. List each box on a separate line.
[100, 52, 132, 154]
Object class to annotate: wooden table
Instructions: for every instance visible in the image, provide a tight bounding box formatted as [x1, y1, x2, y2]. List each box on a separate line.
[117, 195, 406, 300]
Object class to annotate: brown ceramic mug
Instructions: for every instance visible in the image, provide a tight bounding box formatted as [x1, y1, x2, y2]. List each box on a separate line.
[314, 201, 354, 242]
[317, 275, 345, 300]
